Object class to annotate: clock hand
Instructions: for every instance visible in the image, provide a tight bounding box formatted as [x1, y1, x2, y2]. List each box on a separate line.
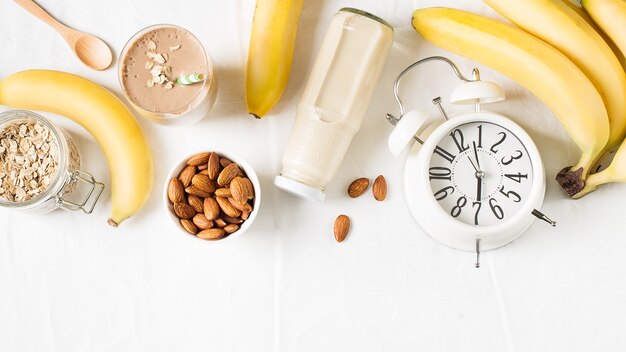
[476, 171, 483, 201]
[468, 155, 479, 172]
[472, 141, 481, 170]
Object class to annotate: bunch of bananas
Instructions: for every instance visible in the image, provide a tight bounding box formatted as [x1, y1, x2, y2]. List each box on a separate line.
[411, 0, 626, 199]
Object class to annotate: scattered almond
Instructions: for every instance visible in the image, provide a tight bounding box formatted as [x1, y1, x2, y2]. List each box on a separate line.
[203, 197, 220, 220]
[217, 163, 240, 186]
[187, 152, 211, 166]
[334, 215, 350, 243]
[178, 165, 196, 187]
[168, 177, 185, 203]
[193, 214, 214, 230]
[174, 202, 196, 219]
[180, 219, 197, 235]
[372, 175, 387, 201]
[348, 178, 369, 198]
[197, 228, 225, 240]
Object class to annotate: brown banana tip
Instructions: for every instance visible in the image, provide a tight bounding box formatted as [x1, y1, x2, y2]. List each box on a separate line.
[556, 166, 585, 197]
[249, 113, 261, 119]
[107, 218, 119, 228]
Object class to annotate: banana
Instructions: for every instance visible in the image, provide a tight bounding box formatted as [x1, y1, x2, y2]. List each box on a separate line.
[411, 8, 609, 197]
[560, 0, 626, 69]
[582, 0, 626, 59]
[485, 0, 626, 151]
[245, 0, 304, 118]
[0, 70, 153, 226]
[576, 139, 626, 197]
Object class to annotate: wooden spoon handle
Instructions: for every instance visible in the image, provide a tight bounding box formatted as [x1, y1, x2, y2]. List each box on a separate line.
[13, 0, 68, 32]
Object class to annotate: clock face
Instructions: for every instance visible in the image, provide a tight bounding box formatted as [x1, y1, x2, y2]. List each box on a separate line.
[428, 121, 534, 226]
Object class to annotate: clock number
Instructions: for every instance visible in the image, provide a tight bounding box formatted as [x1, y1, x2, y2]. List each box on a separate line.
[434, 186, 455, 201]
[434, 146, 456, 164]
[504, 172, 528, 183]
[450, 129, 469, 152]
[499, 185, 521, 203]
[489, 198, 505, 220]
[472, 201, 482, 225]
[501, 150, 523, 165]
[490, 132, 507, 153]
[477, 124, 483, 148]
[429, 167, 452, 181]
[451, 196, 467, 218]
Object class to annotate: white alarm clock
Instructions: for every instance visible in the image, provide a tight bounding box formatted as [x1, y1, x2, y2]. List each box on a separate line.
[386, 57, 555, 267]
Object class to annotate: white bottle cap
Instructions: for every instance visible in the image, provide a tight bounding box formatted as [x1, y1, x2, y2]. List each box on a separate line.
[274, 175, 326, 202]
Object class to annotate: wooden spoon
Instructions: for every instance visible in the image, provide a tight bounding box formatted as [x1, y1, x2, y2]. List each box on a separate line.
[14, 0, 113, 71]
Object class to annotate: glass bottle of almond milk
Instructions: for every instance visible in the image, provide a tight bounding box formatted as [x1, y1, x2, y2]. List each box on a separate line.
[274, 8, 394, 202]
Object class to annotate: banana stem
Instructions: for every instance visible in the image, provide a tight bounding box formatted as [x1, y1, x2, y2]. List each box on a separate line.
[574, 168, 614, 198]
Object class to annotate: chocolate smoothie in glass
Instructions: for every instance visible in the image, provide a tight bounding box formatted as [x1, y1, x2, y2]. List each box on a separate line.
[119, 25, 216, 126]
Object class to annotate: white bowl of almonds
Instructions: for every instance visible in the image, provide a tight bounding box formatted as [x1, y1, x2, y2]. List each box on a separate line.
[164, 149, 260, 242]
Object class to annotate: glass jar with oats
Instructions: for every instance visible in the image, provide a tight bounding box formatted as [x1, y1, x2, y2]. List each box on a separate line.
[0, 110, 104, 214]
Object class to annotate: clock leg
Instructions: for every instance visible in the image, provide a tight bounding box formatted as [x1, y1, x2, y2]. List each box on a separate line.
[475, 239, 481, 268]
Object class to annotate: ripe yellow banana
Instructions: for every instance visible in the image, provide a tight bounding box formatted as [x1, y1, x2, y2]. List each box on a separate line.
[576, 139, 626, 197]
[246, 0, 303, 118]
[411, 8, 609, 197]
[560, 0, 626, 69]
[0, 70, 153, 226]
[582, 0, 626, 60]
[485, 0, 626, 151]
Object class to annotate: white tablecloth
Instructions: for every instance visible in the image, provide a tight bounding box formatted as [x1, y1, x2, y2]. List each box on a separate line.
[2, 0, 626, 351]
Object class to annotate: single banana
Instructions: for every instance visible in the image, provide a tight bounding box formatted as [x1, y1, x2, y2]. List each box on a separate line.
[560, 0, 626, 69]
[411, 8, 609, 196]
[245, 0, 304, 118]
[485, 0, 626, 152]
[582, 0, 626, 57]
[0, 70, 153, 226]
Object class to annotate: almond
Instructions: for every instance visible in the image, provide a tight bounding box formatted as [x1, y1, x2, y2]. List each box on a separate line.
[185, 185, 212, 198]
[187, 195, 204, 213]
[197, 163, 208, 171]
[230, 177, 254, 205]
[372, 175, 387, 201]
[215, 218, 227, 228]
[178, 165, 196, 187]
[334, 215, 350, 243]
[224, 224, 239, 234]
[174, 202, 196, 219]
[216, 196, 241, 218]
[197, 228, 225, 240]
[180, 219, 197, 234]
[241, 210, 250, 220]
[217, 163, 241, 186]
[228, 197, 252, 212]
[203, 197, 220, 220]
[198, 170, 209, 175]
[215, 187, 232, 198]
[220, 157, 233, 167]
[348, 177, 369, 198]
[187, 152, 210, 166]
[193, 213, 214, 230]
[192, 174, 216, 194]
[167, 177, 185, 203]
[208, 152, 221, 180]
[222, 214, 244, 224]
